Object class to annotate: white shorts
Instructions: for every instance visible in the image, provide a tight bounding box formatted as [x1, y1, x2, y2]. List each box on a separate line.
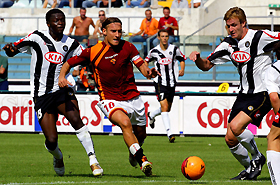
[97, 96, 146, 126]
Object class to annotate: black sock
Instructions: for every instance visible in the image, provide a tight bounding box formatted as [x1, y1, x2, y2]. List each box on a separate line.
[134, 148, 145, 166]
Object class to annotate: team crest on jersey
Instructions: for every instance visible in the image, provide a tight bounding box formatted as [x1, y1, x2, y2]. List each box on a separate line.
[63, 45, 68, 52]
[254, 110, 261, 119]
[231, 51, 251, 63]
[44, 52, 64, 64]
[248, 105, 254, 111]
[110, 59, 116, 65]
[159, 58, 172, 65]
[245, 41, 250, 47]
[169, 51, 172, 55]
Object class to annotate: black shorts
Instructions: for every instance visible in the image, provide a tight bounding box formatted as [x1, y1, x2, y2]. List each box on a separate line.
[33, 88, 77, 122]
[154, 82, 175, 103]
[229, 92, 272, 127]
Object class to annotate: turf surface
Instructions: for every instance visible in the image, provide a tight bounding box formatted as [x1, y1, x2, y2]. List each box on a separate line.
[0, 133, 271, 184]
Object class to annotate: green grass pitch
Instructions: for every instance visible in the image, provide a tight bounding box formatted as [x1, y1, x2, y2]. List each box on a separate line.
[0, 133, 271, 185]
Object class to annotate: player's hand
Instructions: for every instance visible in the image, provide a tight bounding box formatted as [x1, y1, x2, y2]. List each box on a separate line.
[179, 69, 184, 76]
[58, 76, 73, 88]
[2, 43, 18, 57]
[189, 51, 200, 62]
[147, 67, 161, 79]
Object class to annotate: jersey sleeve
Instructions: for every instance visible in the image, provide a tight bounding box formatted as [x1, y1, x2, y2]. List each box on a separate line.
[265, 62, 280, 94]
[13, 32, 35, 55]
[145, 49, 152, 63]
[129, 42, 144, 68]
[175, 46, 187, 61]
[72, 41, 84, 57]
[68, 48, 91, 67]
[259, 30, 280, 54]
[207, 41, 231, 64]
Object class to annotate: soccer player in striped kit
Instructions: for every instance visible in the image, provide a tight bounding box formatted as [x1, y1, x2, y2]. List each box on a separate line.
[2, 9, 103, 177]
[145, 29, 186, 143]
[189, 7, 280, 180]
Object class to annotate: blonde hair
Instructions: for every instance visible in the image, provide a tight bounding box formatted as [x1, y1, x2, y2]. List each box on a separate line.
[224, 7, 247, 24]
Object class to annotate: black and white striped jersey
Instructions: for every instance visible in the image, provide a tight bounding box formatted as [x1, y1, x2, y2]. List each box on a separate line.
[145, 44, 186, 87]
[14, 30, 83, 97]
[208, 29, 280, 94]
[265, 60, 280, 95]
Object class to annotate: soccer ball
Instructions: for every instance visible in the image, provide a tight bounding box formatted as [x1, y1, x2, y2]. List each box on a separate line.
[181, 156, 205, 180]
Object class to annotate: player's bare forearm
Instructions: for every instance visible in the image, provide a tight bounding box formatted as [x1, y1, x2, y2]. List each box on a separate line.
[179, 61, 185, 76]
[189, 51, 213, 71]
[2, 43, 19, 57]
[59, 62, 71, 88]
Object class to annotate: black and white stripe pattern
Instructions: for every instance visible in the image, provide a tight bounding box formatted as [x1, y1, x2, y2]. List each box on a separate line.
[145, 44, 186, 87]
[208, 29, 280, 94]
[15, 30, 83, 97]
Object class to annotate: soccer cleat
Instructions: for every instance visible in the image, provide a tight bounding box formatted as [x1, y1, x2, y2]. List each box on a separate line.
[140, 156, 152, 176]
[90, 163, 103, 177]
[129, 153, 137, 167]
[230, 170, 249, 180]
[147, 112, 156, 129]
[247, 153, 266, 180]
[169, 135, 175, 143]
[53, 157, 65, 176]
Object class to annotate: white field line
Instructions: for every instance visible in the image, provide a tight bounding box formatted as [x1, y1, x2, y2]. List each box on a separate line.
[1, 180, 271, 185]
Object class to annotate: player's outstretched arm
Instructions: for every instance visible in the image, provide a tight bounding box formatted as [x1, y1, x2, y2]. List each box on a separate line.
[189, 51, 214, 71]
[59, 62, 72, 88]
[2, 43, 19, 57]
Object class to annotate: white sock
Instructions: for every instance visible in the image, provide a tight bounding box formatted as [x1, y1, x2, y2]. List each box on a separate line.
[150, 107, 161, 119]
[129, 143, 141, 155]
[236, 129, 261, 160]
[267, 150, 280, 185]
[161, 112, 171, 137]
[46, 144, 63, 159]
[230, 143, 250, 170]
[76, 125, 95, 156]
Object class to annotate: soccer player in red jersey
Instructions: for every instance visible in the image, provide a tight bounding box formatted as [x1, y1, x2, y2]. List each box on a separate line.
[58, 17, 159, 176]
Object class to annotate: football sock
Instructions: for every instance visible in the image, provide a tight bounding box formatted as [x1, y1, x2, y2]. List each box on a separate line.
[76, 125, 96, 157]
[150, 107, 161, 119]
[229, 143, 250, 170]
[161, 112, 171, 137]
[46, 144, 63, 160]
[267, 150, 280, 185]
[129, 143, 144, 166]
[236, 129, 261, 160]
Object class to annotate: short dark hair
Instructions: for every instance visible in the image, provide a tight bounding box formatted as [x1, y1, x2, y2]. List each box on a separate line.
[102, 17, 122, 30]
[158, 29, 169, 37]
[46, 9, 65, 23]
[80, 7, 86, 11]
[163, 7, 170, 11]
[274, 41, 280, 60]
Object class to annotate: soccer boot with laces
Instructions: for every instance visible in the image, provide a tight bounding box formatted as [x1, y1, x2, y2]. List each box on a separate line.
[168, 135, 175, 143]
[147, 112, 156, 129]
[90, 163, 103, 176]
[53, 156, 65, 176]
[248, 153, 266, 180]
[129, 153, 137, 167]
[140, 156, 152, 176]
[230, 170, 249, 180]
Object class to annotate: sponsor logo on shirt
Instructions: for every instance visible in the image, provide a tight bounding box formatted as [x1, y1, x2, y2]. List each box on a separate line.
[159, 58, 172, 65]
[274, 112, 280, 123]
[44, 52, 64, 64]
[231, 51, 251, 63]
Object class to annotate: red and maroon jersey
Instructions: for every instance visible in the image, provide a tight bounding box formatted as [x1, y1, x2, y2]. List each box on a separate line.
[158, 16, 178, 36]
[68, 40, 144, 101]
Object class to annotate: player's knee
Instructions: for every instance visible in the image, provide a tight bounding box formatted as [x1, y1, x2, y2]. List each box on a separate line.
[45, 139, 58, 150]
[225, 133, 238, 147]
[229, 123, 241, 136]
[120, 119, 133, 131]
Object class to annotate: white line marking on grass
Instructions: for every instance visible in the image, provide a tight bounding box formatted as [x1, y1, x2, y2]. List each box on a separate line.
[1, 180, 271, 185]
